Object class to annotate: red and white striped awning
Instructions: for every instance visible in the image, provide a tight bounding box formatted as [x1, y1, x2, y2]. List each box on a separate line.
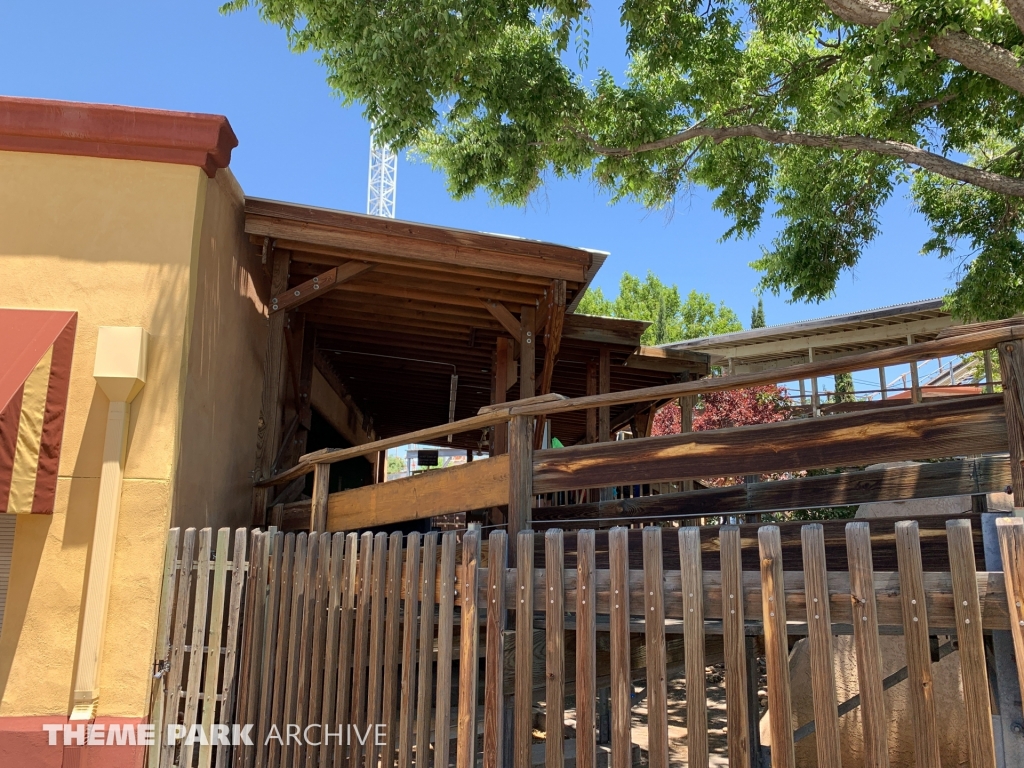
[0, 310, 77, 514]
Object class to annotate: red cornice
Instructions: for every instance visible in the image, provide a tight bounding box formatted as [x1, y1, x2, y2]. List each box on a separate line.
[0, 96, 237, 177]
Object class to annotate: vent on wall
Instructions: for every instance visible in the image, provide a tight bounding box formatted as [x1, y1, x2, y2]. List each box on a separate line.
[0, 515, 14, 638]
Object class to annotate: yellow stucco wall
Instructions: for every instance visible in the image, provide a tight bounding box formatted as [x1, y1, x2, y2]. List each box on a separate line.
[0, 149, 206, 717]
[171, 170, 269, 530]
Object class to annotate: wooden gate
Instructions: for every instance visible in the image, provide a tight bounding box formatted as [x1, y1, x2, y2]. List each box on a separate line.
[152, 517, 1024, 768]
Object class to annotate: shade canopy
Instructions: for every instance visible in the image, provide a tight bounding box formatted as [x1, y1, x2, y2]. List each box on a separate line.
[0, 309, 77, 514]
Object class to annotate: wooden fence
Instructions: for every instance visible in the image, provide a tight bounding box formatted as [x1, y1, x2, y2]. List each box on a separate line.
[151, 516, 1024, 768]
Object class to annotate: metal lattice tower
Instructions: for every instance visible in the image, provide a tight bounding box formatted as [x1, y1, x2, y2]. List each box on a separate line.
[367, 131, 397, 218]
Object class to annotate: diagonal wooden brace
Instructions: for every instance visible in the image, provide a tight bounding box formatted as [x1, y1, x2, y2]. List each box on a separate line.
[270, 261, 375, 314]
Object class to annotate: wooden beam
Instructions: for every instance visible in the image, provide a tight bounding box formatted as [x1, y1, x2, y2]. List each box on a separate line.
[562, 314, 649, 348]
[251, 248, 290, 522]
[479, 392, 568, 415]
[508, 416, 534, 548]
[325, 455, 510, 530]
[493, 337, 510, 456]
[258, 408, 512, 487]
[481, 300, 523, 339]
[598, 349, 611, 442]
[538, 281, 566, 396]
[507, 324, 1024, 419]
[520, 306, 536, 400]
[999, 340, 1024, 507]
[271, 261, 375, 314]
[245, 214, 589, 282]
[532, 456, 1011, 526]
[623, 346, 711, 375]
[532, 395, 1008, 493]
[585, 361, 598, 445]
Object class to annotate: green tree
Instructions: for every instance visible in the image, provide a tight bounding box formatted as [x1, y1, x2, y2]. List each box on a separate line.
[226, 0, 1024, 321]
[750, 298, 766, 329]
[576, 270, 740, 343]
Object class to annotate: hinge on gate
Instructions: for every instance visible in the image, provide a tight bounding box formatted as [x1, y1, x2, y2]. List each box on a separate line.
[153, 660, 170, 679]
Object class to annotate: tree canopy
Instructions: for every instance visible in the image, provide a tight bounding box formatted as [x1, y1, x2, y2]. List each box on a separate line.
[225, 0, 1024, 320]
[576, 270, 741, 343]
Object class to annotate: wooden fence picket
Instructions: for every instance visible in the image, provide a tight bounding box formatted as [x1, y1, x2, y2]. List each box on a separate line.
[305, 534, 333, 768]
[608, 527, 632, 768]
[846, 522, 889, 768]
[996, 517, 1024, 703]
[347, 531, 376, 768]
[680, 526, 707, 768]
[759, 525, 795, 768]
[363, 532, 390, 768]
[319, 532, 347, 768]
[291, 533, 321, 768]
[894, 521, 941, 768]
[398, 532, 423, 768]
[434, 532, 458, 768]
[255, 532, 282, 768]
[545, 529, 565, 768]
[719, 526, 749, 768]
[643, 526, 669, 768]
[198, 528, 231, 768]
[268, 533, 295, 768]
[149, 527, 180, 768]
[282, 533, 308, 768]
[575, 530, 596, 768]
[456, 530, 481, 768]
[217, 529, 248, 768]
[381, 531, 405, 768]
[947, 519, 997, 768]
[483, 530, 507, 768]
[414, 533, 439, 768]
[513, 530, 535, 768]
[162, 527, 196, 768]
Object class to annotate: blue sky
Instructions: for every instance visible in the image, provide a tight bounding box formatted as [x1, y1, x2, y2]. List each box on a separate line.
[1, 0, 956, 329]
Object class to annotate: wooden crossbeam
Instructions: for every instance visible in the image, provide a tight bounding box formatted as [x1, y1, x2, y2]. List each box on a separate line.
[270, 261, 375, 315]
[532, 395, 1008, 493]
[531, 455, 1010, 525]
[481, 299, 523, 339]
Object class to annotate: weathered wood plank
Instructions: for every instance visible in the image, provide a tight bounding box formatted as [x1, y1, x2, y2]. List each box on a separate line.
[363, 533, 390, 768]
[181, 528, 213, 768]
[545, 529, 566, 768]
[800, 525, 841, 768]
[947, 519, 997, 768]
[254, 533, 282, 768]
[290, 533, 321, 768]
[575, 530, 597, 768]
[415, 533, 439, 768]
[679, 526, 707, 768]
[484, 531, 508, 768]
[319, 532, 347, 768]
[514, 531, 535, 768]
[311, 462, 331, 531]
[381, 531, 405, 768]
[198, 529, 230, 768]
[996, 517, 1024, 710]
[846, 522, 889, 768]
[332, 532, 360, 768]
[150, 528, 180, 768]
[533, 396, 1008, 493]
[608, 527, 631, 768]
[999, 340, 1024, 506]
[216, 529, 248, 768]
[894, 522, 941, 768]
[348, 532, 377, 768]
[508, 417, 533, 548]
[457, 531, 482, 768]
[759, 526, 795, 768]
[643, 527, 669, 768]
[435, 533, 458, 768]
[282, 533, 309, 768]
[531, 456, 1012, 525]
[398, 533, 423, 768]
[267, 534, 295, 768]
[719, 527, 749, 768]
[305, 533, 333, 768]
[326, 455, 510, 530]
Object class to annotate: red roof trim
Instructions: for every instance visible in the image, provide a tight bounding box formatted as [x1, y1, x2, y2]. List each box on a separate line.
[0, 97, 237, 177]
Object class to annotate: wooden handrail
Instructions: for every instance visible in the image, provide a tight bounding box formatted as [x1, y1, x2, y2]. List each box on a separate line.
[256, 322, 1023, 488]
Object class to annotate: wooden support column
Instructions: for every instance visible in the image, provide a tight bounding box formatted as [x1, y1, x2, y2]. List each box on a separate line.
[984, 349, 995, 394]
[908, 334, 922, 403]
[310, 462, 330, 531]
[999, 340, 1024, 508]
[252, 248, 290, 524]
[585, 361, 598, 444]
[878, 367, 887, 400]
[520, 306, 536, 400]
[507, 415, 534, 560]
[679, 392, 696, 494]
[494, 337, 511, 456]
[598, 349, 613, 502]
[375, 450, 386, 483]
[535, 280, 566, 449]
[808, 348, 819, 417]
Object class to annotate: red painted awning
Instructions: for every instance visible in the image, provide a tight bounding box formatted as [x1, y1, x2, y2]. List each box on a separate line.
[0, 310, 77, 514]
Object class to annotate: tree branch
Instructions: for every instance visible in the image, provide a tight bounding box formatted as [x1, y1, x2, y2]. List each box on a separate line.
[1004, 0, 1024, 36]
[583, 125, 1024, 197]
[821, 0, 1024, 96]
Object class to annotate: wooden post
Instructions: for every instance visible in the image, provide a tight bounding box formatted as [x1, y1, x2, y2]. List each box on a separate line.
[375, 450, 386, 483]
[456, 531, 481, 768]
[798, 378, 806, 405]
[520, 306, 536, 400]
[808, 348, 819, 417]
[310, 462, 330, 531]
[758, 526, 796, 768]
[908, 334, 922, 403]
[483, 531, 508, 768]
[984, 349, 995, 394]
[999, 340, 1024, 508]
[585, 360, 598, 444]
[252, 248, 290, 523]
[599, 349, 613, 502]
[680, 394, 695, 494]
[507, 415, 534, 555]
[494, 337, 510, 456]
[878, 366, 887, 400]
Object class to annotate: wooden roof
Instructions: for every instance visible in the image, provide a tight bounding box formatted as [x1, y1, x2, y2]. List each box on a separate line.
[664, 299, 954, 373]
[245, 199, 708, 449]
